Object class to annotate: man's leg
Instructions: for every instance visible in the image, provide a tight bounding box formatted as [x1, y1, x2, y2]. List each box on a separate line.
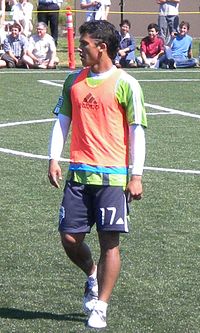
[0, 59, 7, 68]
[37, 7, 48, 26]
[61, 232, 98, 313]
[97, 231, 121, 303]
[126, 51, 137, 67]
[167, 15, 179, 35]
[87, 231, 121, 329]
[158, 15, 168, 42]
[60, 232, 96, 276]
[175, 58, 197, 68]
[49, 6, 59, 46]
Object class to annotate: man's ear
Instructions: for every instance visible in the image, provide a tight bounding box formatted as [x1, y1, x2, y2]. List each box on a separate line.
[99, 42, 107, 53]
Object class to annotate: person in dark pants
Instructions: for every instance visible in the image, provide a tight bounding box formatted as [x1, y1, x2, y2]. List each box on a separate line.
[37, 0, 62, 46]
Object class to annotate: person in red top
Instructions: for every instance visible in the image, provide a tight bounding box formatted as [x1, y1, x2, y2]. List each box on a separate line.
[137, 23, 165, 68]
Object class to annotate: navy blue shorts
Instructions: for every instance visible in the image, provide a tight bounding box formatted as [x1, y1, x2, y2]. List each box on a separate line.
[58, 181, 129, 234]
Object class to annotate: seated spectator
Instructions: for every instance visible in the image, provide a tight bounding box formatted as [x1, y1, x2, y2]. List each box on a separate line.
[114, 19, 137, 68]
[0, 23, 28, 68]
[137, 23, 165, 69]
[159, 21, 198, 69]
[23, 22, 58, 69]
[12, 0, 33, 37]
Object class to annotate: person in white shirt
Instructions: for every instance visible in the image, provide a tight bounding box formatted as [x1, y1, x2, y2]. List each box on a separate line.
[157, 0, 180, 42]
[12, 0, 33, 37]
[80, 0, 111, 21]
[23, 22, 58, 68]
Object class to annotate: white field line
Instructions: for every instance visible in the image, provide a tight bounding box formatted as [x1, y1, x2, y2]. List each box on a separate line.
[139, 79, 200, 82]
[0, 69, 199, 74]
[143, 166, 200, 175]
[0, 74, 199, 174]
[38, 77, 200, 88]
[145, 103, 200, 119]
[0, 118, 55, 128]
[38, 80, 63, 87]
[37, 80, 200, 119]
[0, 70, 72, 74]
[148, 112, 171, 115]
[0, 148, 199, 174]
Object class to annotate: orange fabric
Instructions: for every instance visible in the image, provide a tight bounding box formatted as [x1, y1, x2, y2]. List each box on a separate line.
[70, 68, 129, 167]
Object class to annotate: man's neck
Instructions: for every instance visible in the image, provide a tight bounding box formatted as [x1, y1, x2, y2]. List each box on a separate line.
[90, 58, 114, 74]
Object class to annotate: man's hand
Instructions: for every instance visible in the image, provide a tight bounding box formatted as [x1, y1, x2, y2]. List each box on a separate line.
[150, 56, 158, 65]
[126, 175, 143, 202]
[118, 49, 127, 57]
[48, 159, 62, 188]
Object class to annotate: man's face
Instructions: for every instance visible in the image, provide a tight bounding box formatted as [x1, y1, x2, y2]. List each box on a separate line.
[11, 27, 20, 38]
[120, 24, 130, 36]
[148, 28, 158, 40]
[78, 33, 102, 67]
[179, 24, 188, 36]
[37, 26, 47, 38]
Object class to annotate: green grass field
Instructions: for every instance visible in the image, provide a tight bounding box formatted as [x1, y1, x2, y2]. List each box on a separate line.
[0, 67, 200, 333]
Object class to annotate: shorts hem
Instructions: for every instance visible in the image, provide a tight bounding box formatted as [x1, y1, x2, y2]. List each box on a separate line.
[58, 227, 91, 234]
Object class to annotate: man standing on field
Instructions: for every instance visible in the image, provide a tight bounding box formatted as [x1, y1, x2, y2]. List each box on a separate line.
[48, 20, 147, 329]
[157, 0, 180, 42]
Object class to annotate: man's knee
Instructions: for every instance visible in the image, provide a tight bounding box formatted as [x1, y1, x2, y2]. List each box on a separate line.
[60, 232, 85, 249]
[98, 231, 120, 251]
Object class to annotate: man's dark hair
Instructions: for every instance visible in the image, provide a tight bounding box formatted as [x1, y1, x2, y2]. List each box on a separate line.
[11, 23, 21, 32]
[79, 20, 120, 60]
[179, 21, 190, 30]
[120, 19, 131, 29]
[147, 23, 159, 32]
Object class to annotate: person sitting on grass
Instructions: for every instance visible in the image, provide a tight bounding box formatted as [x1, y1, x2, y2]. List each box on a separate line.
[159, 21, 198, 69]
[114, 19, 137, 68]
[0, 23, 28, 68]
[23, 22, 59, 69]
[136, 23, 165, 69]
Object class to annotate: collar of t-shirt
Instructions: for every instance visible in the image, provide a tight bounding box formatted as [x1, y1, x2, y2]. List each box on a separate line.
[89, 65, 116, 79]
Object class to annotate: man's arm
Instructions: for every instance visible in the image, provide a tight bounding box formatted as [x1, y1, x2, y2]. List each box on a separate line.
[126, 124, 146, 201]
[188, 46, 192, 59]
[167, 0, 180, 2]
[140, 40, 149, 65]
[4, 37, 20, 64]
[48, 113, 71, 188]
[80, 1, 99, 9]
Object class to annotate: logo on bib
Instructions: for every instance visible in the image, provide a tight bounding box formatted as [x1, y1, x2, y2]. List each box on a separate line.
[82, 93, 99, 111]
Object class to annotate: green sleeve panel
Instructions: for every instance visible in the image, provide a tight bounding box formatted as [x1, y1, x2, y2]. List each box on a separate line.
[59, 71, 81, 118]
[115, 72, 147, 128]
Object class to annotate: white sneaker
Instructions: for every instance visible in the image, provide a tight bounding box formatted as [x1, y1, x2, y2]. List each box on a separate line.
[87, 303, 107, 329]
[83, 277, 98, 314]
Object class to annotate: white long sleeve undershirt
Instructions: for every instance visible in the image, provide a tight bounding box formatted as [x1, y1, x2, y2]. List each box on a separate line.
[48, 114, 146, 176]
[129, 124, 146, 176]
[48, 113, 71, 161]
